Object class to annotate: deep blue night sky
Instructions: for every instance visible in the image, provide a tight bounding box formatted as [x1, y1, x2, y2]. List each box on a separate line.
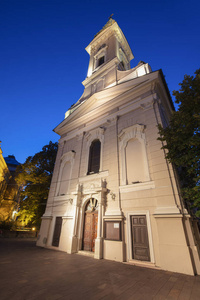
[1, 0, 199, 163]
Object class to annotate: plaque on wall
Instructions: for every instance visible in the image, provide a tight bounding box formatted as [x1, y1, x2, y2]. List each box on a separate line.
[104, 221, 121, 241]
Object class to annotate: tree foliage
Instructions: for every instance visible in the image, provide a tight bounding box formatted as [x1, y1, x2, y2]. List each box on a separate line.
[15, 141, 58, 228]
[158, 69, 200, 216]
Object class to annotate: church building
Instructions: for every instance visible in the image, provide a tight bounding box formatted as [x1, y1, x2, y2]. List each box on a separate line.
[37, 18, 200, 275]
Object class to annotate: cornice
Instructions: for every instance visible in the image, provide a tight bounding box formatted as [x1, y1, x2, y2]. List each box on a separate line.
[58, 95, 156, 143]
[55, 72, 160, 138]
[119, 181, 155, 193]
[157, 72, 174, 115]
[86, 22, 133, 62]
[79, 170, 109, 183]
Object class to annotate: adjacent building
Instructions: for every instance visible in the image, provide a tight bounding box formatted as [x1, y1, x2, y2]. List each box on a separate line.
[0, 142, 11, 220]
[37, 19, 200, 275]
[0, 143, 20, 221]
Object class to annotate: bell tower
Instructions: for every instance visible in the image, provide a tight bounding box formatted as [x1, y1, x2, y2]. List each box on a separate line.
[82, 18, 134, 94]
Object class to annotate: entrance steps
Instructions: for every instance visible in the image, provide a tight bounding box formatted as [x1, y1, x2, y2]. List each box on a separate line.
[125, 260, 160, 270]
[77, 250, 94, 258]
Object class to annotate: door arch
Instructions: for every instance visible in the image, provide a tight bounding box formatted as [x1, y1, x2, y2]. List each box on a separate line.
[82, 198, 98, 252]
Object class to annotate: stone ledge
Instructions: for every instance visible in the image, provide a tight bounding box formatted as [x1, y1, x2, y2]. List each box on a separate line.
[119, 181, 155, 193]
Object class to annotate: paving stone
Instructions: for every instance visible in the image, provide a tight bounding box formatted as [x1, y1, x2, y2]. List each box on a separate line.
[0, 238, 200, 300]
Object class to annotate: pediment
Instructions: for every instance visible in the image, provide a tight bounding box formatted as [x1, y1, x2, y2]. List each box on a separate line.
[54, 71, 159, 136]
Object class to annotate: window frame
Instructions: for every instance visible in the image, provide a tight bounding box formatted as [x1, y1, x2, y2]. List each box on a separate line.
[84, 127, 105, 176]
[118, 124, 150, 186]
[55, 150, 75, 196]
[87, 139, 101, 174]
[93, 45, 108, 71]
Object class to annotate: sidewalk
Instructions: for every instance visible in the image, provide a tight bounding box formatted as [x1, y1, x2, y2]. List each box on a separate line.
[0, 238, 200, 300]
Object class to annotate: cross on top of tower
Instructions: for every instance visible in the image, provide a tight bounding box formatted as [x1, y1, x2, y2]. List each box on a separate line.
[108, 13, 114, 20]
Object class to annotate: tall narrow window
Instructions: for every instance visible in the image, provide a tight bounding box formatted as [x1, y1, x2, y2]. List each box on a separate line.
[88, 139, 101, 174]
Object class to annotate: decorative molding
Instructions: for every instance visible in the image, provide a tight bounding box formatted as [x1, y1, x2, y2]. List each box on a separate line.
[113, 30, 133, 61]
[79, 170, 108, 183]
[83, 180, 103, 193]
[88, 30, 114, 53]
[151, 82, 157, 94]
[103, 215, 124, 220]
[119, 181, 155, 193]
[60, 150, 76, 163]
[140, 100, 154, 111]
[54, 196, 73, 205]
[153, 206, 181, 216]
[108, 115, 119, 125]
[93, 45, 108, 59]
[84, 127, 105, 175]
[98, 76, 105, 83]
[55, 150, 76, 196]
[41, 215, 53, 220]
[109, 191, 116, 200]
[85, 127, 105, 145]
[81, 179, 107, 196]
[76, 134, 83, 141]
[82, 57, 119, 87]
[118, 124, 150, 185]
[118, 124, 145, 144]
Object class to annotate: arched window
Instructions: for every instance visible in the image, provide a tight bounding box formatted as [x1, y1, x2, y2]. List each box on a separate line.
[88, 139, 101, 174]
[59, 161, 71, 195]
[55, 150, 75, 196]
[119, 124, 150, 186]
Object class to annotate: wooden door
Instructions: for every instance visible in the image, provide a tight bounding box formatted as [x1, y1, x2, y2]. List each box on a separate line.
[131, 215, 150, 261]
[83, 213, 93, 251]
[83, 211, 98, 252]
[52, 217, 62, 247]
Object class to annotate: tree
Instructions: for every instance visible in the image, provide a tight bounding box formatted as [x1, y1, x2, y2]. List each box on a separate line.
[16, 141, 58, 228]
[158, 69, 200, 216]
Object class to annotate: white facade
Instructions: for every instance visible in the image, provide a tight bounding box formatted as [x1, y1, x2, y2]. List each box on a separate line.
[37, 19, 200, 275]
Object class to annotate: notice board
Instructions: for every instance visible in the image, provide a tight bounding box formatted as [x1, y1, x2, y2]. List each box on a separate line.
[104, 221, 121, 241]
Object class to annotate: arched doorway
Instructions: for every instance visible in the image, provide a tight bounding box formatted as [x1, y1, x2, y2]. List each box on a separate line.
[83, 198, 98, 252]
